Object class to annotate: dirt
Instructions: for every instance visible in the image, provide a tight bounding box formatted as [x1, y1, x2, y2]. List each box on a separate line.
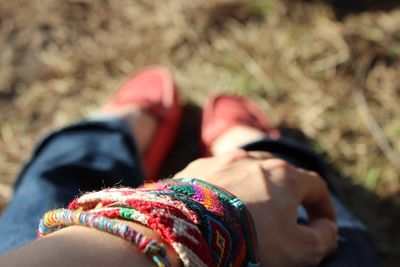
[0, 0, 399, 265]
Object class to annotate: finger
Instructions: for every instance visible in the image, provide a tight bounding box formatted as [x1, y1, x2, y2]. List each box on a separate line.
[260, 159, 335, 221]
[295, 169, 335, 221]
[296, 218, 338, 265]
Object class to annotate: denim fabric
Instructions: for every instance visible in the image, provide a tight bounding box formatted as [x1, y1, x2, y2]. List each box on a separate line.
[0, 119, 379, 267]
[0, 117, 145, 254]
[243, 139, 379, 267]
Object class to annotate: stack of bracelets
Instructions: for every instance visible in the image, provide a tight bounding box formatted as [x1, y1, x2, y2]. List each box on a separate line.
[38, 178, 260, 267]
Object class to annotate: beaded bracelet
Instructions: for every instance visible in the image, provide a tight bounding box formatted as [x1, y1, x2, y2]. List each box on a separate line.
[38, 178, 260, 267]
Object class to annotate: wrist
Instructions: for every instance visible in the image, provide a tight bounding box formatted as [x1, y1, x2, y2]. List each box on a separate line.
[51, 223, 181, 267]
[2, 224, 180, 267]
[38, 179, 259, 266]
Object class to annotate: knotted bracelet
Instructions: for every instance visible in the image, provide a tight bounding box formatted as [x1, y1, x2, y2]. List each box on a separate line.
[38, 178, 260, 267]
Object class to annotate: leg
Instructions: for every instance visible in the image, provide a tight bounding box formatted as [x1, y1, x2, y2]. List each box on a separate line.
[0, 117, 145, 254]
[0, 66, 180, 254]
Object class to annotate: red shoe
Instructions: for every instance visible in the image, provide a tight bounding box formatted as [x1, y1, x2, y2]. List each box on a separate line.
[103, 66, 182, 180]
[201, 94, 280, 156]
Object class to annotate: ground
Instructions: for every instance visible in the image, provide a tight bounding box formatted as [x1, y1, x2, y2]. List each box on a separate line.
[0, 0, 399, 266]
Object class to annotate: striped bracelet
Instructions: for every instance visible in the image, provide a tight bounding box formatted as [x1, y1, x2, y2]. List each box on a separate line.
[178, 178, 260, 267]
[38, 178, 260, 267]
[38, 208, 170, 267]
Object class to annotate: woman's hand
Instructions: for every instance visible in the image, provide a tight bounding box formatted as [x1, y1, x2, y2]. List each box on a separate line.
[174, 150, 337, 267]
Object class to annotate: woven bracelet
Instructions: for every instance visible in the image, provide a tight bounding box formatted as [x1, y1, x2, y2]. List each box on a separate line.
[177, 178, 260, 267]
[38, 178, 260, 267]
[38, 208, 170, 267]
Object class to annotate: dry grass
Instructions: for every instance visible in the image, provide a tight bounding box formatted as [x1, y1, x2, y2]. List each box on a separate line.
[0, 0, 399, 265]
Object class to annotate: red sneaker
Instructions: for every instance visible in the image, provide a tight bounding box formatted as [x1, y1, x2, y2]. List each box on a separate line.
[201, 94, 280, 156]
[103, 65, 182, 180]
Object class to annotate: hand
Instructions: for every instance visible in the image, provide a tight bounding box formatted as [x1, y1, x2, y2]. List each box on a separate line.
[174, 150, 337, 267]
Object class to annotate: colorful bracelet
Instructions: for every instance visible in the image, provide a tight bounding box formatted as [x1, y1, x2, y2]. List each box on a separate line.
[38, 209, 170, 267]
[177, 178, 260, 266]
[38, 178, 260, 267]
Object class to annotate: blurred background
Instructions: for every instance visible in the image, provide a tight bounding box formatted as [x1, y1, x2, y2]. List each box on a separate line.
[0, 0, 399, 265]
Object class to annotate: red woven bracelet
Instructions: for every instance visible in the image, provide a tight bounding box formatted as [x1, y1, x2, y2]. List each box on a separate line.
[39, 179, 260, 267]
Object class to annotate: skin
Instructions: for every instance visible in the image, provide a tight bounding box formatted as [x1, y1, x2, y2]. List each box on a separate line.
[1, 223, 180, 267]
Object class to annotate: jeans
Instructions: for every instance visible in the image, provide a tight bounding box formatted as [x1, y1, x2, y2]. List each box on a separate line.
[0, 118, 378, 266]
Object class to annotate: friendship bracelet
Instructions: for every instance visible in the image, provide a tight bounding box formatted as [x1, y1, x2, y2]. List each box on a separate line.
[38, 178, 260, 267]
[177, 178, 260, 267]
[38, 209, 170, 267]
